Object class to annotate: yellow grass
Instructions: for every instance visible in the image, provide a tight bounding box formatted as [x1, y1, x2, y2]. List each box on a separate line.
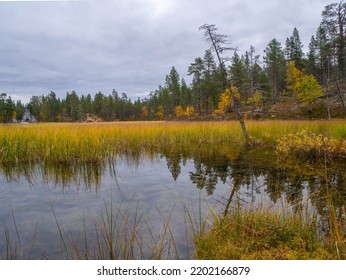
[1, 120, 345, 165]
[194, 205, 343, 260]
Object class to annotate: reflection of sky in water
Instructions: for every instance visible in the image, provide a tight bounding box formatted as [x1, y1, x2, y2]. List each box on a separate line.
[0, 154, 311, 259]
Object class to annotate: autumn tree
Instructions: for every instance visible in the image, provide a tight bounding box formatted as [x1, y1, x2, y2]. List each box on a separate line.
[213, 86, 240, 116]
[185, 106, 195, 116]
[155, 105, 165, 120]
[199, 24, 249, 141]
[174, 105, 185, 117]
[286, 61, 323, 104]
[140, 105, 149, 119]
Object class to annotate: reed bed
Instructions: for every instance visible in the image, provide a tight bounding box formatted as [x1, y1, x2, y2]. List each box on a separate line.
[1, 120, 345, 165]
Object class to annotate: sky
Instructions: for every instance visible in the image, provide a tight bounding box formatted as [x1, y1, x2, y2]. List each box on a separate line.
[0, 0, 336, 103]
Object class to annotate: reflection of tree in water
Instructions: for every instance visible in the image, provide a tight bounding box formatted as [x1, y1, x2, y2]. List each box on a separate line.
[1, 147, 345, 237]
[189, 160, 225, 196]
[307, 168, 346, 238]
[0, 162, 105, 190]
[162, 153, 182, 181]
[194, 154, 232, 195]
[162, 148, 346, 237]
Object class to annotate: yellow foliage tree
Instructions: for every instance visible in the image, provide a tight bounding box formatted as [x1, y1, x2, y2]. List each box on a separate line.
[140, 105, 149, 119]
[246, 90, 263, 107]
[155, 105, 165, 120]
[213, 86, 240, 116]
[286, 61, 322, 103]
[185, 106, 195, 116]
[174, 105, 195, 117]
[174, 105, 185, 117]
[286, 61, 303, 94]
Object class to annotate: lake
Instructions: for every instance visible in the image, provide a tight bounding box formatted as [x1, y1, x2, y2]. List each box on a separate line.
[1, 149, 345, 259]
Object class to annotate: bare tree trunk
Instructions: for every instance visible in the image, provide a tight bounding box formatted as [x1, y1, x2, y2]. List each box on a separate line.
[200, 24, 249, 142]
[335, 81, 346, 113]
[337, 5, 346, 114]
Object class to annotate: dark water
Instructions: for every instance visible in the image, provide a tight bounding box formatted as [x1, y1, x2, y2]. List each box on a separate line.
[0, 150, 345, 259]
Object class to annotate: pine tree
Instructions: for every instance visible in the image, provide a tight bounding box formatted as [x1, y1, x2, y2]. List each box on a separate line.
[264, 38, 287, 103]
[188, 57, 205, 114]
[202, 50, 218, 113]
[165, 67, 181, 112]
[180, 78, 192, 108]
[229, 51, 248, 99]
[322, 2, 346, 111]
[285, 28, 304, 69]
[306, 36, 319, 78]
[313, 25, 332, 87]
[0, 93, 16, 123]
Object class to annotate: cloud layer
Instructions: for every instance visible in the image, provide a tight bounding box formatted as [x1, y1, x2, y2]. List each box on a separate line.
[0, 0, 333, 102]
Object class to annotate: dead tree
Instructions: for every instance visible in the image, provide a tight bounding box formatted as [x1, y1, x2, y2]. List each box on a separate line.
[199, 24, 249, 142]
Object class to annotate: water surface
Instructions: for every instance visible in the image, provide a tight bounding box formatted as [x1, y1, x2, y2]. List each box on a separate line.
[1, 150, 345, 259]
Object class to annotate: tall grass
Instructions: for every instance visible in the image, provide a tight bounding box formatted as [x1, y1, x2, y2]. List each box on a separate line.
[1, 120, 345, 165]
[193, 202, 343, 260]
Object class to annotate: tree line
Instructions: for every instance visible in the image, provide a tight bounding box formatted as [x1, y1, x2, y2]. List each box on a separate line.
[1, 1, 346, 123]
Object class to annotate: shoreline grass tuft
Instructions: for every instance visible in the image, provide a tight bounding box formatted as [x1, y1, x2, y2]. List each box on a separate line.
[194, 204, 345, 260]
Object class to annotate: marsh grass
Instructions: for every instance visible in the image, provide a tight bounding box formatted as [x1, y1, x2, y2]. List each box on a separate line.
[50, 199, 179, 260]
[1, 120, 345, 259]
[1, 211, 38, 260]
[193, 202, 343, 260]
[1, 120, 344, 165]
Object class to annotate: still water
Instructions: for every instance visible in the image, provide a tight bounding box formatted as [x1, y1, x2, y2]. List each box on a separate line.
[0, 151, 345, 259]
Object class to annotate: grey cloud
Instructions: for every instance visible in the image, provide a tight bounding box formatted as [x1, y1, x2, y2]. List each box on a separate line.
[0, 0, 333, 102]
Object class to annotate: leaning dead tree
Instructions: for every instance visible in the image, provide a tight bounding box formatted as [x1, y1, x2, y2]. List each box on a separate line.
[199, 24, 249, 141]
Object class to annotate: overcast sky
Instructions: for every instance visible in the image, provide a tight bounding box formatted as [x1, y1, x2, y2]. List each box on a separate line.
[0, 0, 335, 103]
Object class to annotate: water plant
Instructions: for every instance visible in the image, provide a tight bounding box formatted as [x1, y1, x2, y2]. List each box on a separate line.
[50, 198, 179, 260]
[1, 120, 345, 165]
